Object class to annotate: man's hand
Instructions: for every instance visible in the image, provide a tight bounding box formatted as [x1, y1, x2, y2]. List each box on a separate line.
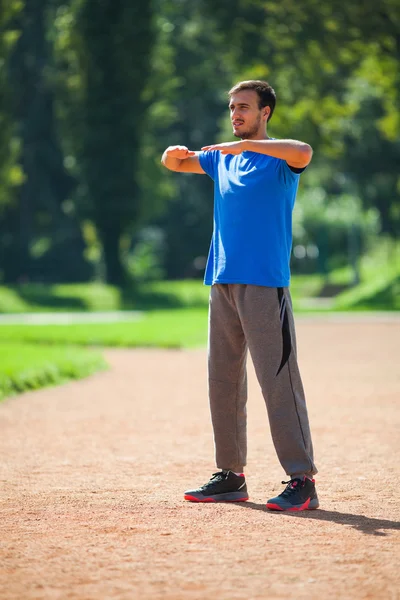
[165, 145, 196, 159]
[161, 145, 204, 174]
[201, 141, 245, 155]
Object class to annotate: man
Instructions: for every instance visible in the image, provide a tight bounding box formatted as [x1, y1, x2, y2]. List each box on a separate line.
[161, 80, 318, 511]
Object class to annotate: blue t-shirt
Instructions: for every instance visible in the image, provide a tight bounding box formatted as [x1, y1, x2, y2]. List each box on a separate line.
[199, 149, 303, 287]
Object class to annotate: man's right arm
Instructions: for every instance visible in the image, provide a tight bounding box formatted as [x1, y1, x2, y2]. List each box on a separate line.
[161, 146, 205, 174]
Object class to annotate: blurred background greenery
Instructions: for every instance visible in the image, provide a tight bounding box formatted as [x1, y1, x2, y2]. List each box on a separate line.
[0, 0, 399, 397]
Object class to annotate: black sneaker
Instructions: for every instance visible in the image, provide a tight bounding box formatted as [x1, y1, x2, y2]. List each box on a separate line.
[266, 477, 319, 511]
[184, 471, 249, 502]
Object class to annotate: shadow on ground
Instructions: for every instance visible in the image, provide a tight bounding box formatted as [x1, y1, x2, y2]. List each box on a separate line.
[16, 285, 86, 311]
[233, 502, 400, 536]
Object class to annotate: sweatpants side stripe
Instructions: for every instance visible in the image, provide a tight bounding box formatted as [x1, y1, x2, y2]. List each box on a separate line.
[280, 296, 287, 324]
[276, 288, 292, 376]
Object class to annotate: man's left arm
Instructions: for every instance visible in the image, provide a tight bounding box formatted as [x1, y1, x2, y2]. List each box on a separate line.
[202, 139, 312, 169]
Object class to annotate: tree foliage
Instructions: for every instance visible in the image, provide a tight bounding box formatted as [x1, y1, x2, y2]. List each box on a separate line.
[0, 0, 24, 280]
[203, 0, 400, 236]
[3, 0, 92, 282]
[0, 0, 398, 284]
[74, 0, 155, 284]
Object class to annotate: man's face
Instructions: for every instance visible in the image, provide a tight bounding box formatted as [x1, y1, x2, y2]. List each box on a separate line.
[229, 89, 270, 140]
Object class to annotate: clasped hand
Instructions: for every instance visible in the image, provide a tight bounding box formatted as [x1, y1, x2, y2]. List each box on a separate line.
[201, 141, 245, 155]
[166, 141, 245, 158]
[165, 146, 196, 159]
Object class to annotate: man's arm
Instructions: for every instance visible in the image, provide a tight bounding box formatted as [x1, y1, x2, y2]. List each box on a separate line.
[161, 146, 205, 174]
[243, 139, 312, 168]
[201, 139, 312, 168]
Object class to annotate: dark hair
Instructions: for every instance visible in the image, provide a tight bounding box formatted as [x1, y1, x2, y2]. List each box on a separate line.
[228, 80, 276, 121]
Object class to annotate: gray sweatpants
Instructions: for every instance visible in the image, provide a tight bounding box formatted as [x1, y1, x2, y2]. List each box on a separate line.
[208, 284, 317, 479]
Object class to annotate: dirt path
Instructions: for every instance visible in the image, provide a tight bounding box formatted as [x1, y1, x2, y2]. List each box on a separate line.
[1, 318, 399, 600]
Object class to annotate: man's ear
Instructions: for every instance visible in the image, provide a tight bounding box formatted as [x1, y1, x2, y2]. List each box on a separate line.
[263, 107, 270, 121]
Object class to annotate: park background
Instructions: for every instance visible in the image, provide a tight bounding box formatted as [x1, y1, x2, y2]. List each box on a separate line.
[1, 3, 400, 600]
[0, 0, 399, 395]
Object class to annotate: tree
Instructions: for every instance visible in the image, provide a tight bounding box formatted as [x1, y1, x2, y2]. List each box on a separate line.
[0, 0, 24, 281]
[138, 0, 235, 279]
[4, 0, 91, 283]
[203, 0, 400, 237]
[74, 0, 155, 285]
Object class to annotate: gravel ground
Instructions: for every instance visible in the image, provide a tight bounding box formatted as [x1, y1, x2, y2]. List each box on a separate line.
[0, 317, 399, 600]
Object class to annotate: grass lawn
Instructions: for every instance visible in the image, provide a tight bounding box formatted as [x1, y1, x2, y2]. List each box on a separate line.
[0, 343, 107, 401]
[0, 264, 399, 351]
[0, 308, 209, 349]
[0, 276, 325, 314]
[334, 263, 400, 310]
[0, 283, 123, 314]
[0, 309, 207, 401]
[0, 243, 397, 401]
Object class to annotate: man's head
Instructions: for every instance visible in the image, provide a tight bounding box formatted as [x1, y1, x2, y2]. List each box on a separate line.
[228, 80, 276, 140]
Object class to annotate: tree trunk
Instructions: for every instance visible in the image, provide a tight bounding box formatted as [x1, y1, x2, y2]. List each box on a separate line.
[76, 0, 154, 287]
[100, 226, 126, 286]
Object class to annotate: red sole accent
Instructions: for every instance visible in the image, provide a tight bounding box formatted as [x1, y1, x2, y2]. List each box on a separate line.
[266, 503, 284, 511]
[184, 494, 249, 503]
[266, 498, 314, 511]
[184, 495, 216, 502]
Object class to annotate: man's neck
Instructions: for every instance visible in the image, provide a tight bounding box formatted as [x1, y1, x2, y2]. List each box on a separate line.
[241, 133, 269, 141]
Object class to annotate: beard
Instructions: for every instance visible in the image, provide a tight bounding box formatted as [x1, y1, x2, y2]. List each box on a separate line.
[233, 113, 262, 139]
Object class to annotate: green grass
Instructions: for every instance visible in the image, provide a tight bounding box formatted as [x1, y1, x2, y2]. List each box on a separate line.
[0, 287, 33, 313]
[334, 241, 400, 310]
[290, 274, 325, 301]
[0, 275, 354, 350]
[0, 342, 108, 401]
[0, 280, 211, 313]
[0, 276, 329, 314]
[0, 267, 398, 354]
[1, 249, 397, 402]
[0, 276, 336, 314]
[334, 272, 400, 310]
[0, 308, 209, 349]
[0, 283, 123, 313]
[1, 239, 399, 315]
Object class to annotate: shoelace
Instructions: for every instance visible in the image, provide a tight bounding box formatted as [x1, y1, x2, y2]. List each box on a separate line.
[280, 478, 304, 498]
[210, 471, 228, 482]
[200, 471, 228, 490]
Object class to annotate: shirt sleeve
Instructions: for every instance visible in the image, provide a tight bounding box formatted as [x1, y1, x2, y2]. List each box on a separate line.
[199, 151, 219, 180]
[277, 158, 306, 187]
[287, 164, 307, 174]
